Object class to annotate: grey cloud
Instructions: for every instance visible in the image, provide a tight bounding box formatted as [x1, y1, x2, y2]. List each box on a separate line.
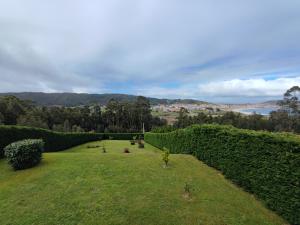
[0, 0, 299, 101]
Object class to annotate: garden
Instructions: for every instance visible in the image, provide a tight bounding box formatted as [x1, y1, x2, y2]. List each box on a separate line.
[0, 125, 298, 224]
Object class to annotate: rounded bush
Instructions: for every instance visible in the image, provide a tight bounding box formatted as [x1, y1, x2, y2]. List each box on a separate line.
[4, 139, 44, 170]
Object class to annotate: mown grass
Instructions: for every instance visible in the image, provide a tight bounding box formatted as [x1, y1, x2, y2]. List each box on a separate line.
[0, 140, 286, 225]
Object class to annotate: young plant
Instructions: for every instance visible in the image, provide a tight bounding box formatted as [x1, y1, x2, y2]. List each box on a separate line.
[162, 147, 170, 167]
[184, 182, 191, 195]
[183, 182, 192, 199]
[138, 140, 144, 148]
[102, 143, 106, 153]
[123, 148, 130, 153]
[130, 140, 135, 145]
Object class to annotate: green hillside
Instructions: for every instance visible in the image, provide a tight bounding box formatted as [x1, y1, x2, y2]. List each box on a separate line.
[0, 92, 208, 106]
[0, 140, 285, 225]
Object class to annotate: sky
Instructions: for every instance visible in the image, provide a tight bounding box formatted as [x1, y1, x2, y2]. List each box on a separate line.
[0, 0, 299, 103]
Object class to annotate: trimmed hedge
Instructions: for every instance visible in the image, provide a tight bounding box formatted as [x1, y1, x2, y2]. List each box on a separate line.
[5, 139, 44, 170]
[0, 126, 102, 157]
[145, 124, 300, 225]
[0, 126, 143, 158]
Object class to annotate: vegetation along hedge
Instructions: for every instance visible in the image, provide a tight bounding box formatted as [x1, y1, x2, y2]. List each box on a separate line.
[0, 126, 143, 158]
[5, 139, 44, 170]
[103, 133, 143, 140]
[145, 124, 300, 225]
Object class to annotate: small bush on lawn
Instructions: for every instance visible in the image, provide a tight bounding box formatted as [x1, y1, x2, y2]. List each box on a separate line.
[162, 147, 170, 167]
[102, 143, 106, 153]
[130, 140, 135, 145]
[4, 139, 44, 170]
[184, 182, 192, 195]
[123, 148, 130, 153]
[138, 141, 144, 148]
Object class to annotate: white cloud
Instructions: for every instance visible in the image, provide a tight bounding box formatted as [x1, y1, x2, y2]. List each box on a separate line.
[198, 77, 300, 97]
[136, 77, 300, 102]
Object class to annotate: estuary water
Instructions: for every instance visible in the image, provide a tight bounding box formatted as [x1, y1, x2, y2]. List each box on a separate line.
[238, 107, 278, 115]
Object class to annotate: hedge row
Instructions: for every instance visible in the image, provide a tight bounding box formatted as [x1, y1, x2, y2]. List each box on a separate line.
[145, 124, 300, 225]
[0, 125, 143, 158]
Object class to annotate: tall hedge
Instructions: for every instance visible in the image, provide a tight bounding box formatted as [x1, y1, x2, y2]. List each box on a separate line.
[145, 124, 300, 225]
[0, 126, 103, 157]
[0, 126, 143, 158]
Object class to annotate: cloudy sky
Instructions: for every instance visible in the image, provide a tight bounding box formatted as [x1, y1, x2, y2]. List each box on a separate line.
[0, 0, 299, 103]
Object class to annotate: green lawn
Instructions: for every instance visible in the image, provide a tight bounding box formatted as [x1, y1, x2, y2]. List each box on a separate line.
[0, 141, 286, 225]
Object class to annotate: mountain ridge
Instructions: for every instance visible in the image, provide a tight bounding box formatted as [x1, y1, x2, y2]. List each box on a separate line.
[0, 92, 209, 106]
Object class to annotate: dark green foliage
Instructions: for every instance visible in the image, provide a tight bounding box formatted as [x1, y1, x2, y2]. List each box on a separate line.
[0, 126, 143, 158]
[151, 125, 177, 133]
[145, 124, 300, 225]
[0, 126, 102, 157]
[4, 139, 44, 170]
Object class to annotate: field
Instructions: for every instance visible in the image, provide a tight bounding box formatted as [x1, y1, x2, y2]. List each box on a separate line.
[0, 141, 286, 225]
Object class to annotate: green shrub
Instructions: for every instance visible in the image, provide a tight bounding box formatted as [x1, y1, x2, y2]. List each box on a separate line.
[138, 142, 144, 148]
[145, 124, 300, 225]
[4, 139, 44, 170]
[184, 182, 192, 198]
[162, 147, 170, 167]
[123, 148, 130, 153]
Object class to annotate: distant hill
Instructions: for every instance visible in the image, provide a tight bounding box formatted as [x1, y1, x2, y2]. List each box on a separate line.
[0, 92, 209, 106]
[262, 100, 280, 105]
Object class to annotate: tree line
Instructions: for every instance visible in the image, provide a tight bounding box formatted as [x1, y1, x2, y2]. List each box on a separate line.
[1, 86, 299, 134]
[0, 95, 166, 133]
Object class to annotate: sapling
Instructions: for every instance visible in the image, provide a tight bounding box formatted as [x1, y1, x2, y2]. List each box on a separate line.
[184, 182, 191, 195]
[124, 148, 130, 153]
[102, 143, 106, 153]
[133, 135, 137, 141]
[183, 182, 192, 199]
[162, 147, 170, 167]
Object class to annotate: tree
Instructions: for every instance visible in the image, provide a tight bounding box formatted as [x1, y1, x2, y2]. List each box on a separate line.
[0, 96, 28, 124]
[174, 107, 190, 128]
[135, 96, 152, 131]
[0, 112, 4, 124]
[63, 119, 71, 132]
[17, 111, 49, 129]
[279, 86, 300, 116]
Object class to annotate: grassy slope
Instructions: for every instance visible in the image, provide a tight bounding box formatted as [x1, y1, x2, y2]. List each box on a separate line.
[0, 141, 286, 225]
